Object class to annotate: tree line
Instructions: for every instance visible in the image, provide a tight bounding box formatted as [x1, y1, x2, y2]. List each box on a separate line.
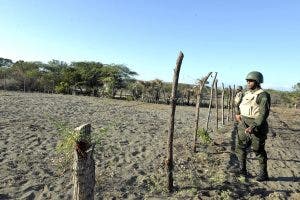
[0, 57, 139, 97]
[0, 57, 211, 105]
[1, 57, 299, 107]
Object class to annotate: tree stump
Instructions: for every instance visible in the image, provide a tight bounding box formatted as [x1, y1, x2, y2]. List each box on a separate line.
[73, 123, 95, 200]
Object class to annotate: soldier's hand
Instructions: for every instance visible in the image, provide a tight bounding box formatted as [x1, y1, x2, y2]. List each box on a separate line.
[245, 127, 253, 134]
[235, 115, 241, 122]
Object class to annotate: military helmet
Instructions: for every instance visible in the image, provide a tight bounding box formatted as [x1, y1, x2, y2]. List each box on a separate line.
[245, 71, 263, 83]
[237, 86, 243, 91]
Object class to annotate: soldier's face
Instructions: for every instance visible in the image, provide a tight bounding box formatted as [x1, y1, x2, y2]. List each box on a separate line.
[246, 79, 256, 90]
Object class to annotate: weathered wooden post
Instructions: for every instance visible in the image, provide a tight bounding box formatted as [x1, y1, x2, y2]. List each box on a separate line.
[193, 72, 212, 152]
[215, 79, 218, 131]
[1, 70, 7, 90]
[206, 72, 217, 131]
[166, 51, 184, 193]
[119, 89, 123, 99]
[231, 85, 235, 120]
[73, 123, 95, 200]
[221, 83, 225, 125]
[227, 86, 232, 122]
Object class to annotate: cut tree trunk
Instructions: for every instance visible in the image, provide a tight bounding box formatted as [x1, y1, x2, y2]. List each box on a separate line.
[73, 124, 95, 200]
[166, 51, 184, 193]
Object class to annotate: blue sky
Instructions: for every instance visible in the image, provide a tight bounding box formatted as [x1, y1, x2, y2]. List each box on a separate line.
[0, 0, 299, 90]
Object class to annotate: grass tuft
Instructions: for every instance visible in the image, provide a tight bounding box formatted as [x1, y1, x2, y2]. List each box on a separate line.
[197, 128, 212, 144]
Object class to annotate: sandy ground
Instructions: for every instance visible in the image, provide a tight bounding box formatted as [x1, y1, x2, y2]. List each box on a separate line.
[0, 91, 299, 199]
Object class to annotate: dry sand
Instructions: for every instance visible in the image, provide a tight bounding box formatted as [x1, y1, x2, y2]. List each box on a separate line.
[0, 91, 299, 199]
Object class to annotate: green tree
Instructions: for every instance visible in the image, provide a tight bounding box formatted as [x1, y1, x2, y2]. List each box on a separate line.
[71, 61, 104, 95]
[10, 61, 39, 91]
[149, 79, 163, 103]
[0, 58, 14, 90]
[0, 67, 9, 90]
[0, 57, 13, 67]
[101, 64, 137, 97]
[293, 83, 300, 92]
[44, 60, 69, 93]
[128, 81, 145, 100]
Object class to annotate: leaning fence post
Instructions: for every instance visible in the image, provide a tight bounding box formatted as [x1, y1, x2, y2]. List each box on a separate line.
[193, 72, 212, 152]
[73, 123, 95, 200]
[166, 51, 184, 193]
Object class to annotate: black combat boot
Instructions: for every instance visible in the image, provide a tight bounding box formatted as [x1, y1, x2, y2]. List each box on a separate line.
[239, 166, 247, 177]
[238, 159, 247, 177]
[256, 168, 269, 181]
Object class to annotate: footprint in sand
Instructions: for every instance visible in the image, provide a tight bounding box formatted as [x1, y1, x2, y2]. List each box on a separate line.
[119, 140, 129, 146]
[131, 150, 140, 156]
[126, 176, 137, 186]
[0, 194, 11, 199]
[141, 146, 146, 152]
[131, 163, 139, 170]
[138, 170, 146, 175]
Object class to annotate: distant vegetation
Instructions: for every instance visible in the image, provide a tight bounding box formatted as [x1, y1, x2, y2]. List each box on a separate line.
[1, 57, 299, 107]
[266, 89, 300, 108]
[0, 57, 138, 97]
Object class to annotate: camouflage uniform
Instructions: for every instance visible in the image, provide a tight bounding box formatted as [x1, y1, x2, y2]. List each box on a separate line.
[235, 86, 271, 180]
[233, 86, 243, 129]
[234, 86, 243, 107]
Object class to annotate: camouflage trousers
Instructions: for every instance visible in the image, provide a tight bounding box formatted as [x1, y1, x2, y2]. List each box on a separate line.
[235, 124, 268, 171]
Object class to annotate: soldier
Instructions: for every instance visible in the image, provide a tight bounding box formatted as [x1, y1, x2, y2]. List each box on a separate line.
[235, 71, 271, 181]
[234, 86, 243, 107]
[233, 86, 244, 130]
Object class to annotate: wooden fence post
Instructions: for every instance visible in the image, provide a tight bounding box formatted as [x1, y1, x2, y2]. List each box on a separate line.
[166, 51, 184, 193]
[227, 86, 232, 122]
[215, 79, 218, 131]
[206, 72, 217, 131]
[231, 85, 235, 121]
[193, 72, 212, 152]
[221, 83, 225, 125]
[73, 123, 95, 200]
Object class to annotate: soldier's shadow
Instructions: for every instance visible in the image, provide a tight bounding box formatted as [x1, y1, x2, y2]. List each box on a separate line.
[268, 176, 300, 182]
[247, 158, 300, 182]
